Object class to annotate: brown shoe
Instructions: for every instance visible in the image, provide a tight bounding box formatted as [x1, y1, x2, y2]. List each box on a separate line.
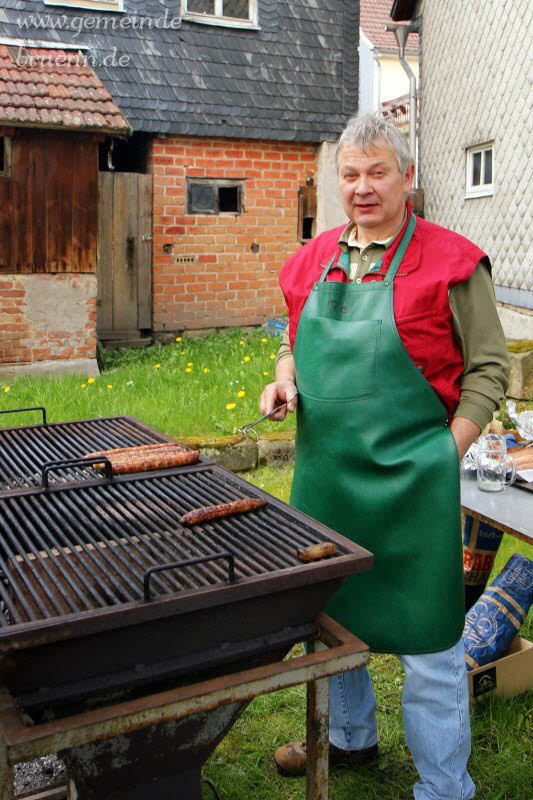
[274, 739, 378, 777]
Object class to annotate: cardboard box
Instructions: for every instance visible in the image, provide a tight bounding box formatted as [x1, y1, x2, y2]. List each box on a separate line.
[468, 637, 533, 702]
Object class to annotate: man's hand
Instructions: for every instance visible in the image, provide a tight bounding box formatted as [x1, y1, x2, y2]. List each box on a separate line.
[450, 416, 482, 461]
[259, 380, 298, 421]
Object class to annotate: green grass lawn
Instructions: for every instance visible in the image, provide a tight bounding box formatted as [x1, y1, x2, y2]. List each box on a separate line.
[0, 329, 295, 439]
[2, 339, 531, 798]
[200, 465, 533, 800]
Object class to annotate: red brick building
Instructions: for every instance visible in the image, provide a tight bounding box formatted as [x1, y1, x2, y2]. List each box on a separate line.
[150, 137, 317, 332]
[1, 1, 359, 372]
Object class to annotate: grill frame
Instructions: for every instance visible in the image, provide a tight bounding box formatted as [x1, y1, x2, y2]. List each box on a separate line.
[0, 463, 371, 651]
[0, 462, 372, 707]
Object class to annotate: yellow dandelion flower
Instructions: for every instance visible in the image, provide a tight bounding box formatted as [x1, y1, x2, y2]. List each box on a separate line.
[185, 367, 192, 373]
[175, 336, 182, 342]
[107, 384, 113, 390]
[237, 390, 245, 398]
[203, 367, 209, 373]
[262, 371, 269, 376]
[261, 337, 268, 343]
[243, 355, 250, 362]
[239, 340, 245, 346]
[87, 376, 95, 384]
[3, 386, 10, 393]
[154, 363, 161, 369]
[187, 362, 193, 367]
[226, 402, 236, 410]
[269, 354, 276, 360]
[180, 350, 186, 355]
[81, 383, 87, 389]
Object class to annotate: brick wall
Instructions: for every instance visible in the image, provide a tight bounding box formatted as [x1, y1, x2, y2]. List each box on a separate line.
[0, 274, 96, 366]
[150, 136, 318, 331]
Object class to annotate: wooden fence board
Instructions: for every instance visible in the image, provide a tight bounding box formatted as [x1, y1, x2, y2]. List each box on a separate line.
[97, 172, 114, 334]
[0, 176, 12, 271]
[11, 135, 32, 272]
[112, 173, 138, 333]
[46, 135, 73, 272]
[30, 134, 46, 273]
[137, 174, 152, 330]
[72, 135, 98, 272]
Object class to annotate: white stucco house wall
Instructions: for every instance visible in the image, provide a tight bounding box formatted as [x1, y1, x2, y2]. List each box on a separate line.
[359, 0, 419, 115]
[391, 0, 532, 338]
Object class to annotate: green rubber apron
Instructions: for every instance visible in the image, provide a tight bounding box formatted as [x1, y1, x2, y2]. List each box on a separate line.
[291, 213, 464, 654]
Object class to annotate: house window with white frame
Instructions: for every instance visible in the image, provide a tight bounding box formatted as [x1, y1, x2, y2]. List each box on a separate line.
[44, 0, 123, 11]
[181, 1, 259, 29]
[465, 142, 494, 199]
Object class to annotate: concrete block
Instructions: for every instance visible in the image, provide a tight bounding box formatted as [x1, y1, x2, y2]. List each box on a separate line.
[200, 441, 258, 472]
[0, 359, 99, 381]
[257, 437, 295, 467]
[507, 349, 533, 400]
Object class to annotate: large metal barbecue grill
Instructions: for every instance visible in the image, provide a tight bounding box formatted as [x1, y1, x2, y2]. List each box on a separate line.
[0, 409, 175, 492]
[0, 413, 373, 799]
[0, 461, 371, 711]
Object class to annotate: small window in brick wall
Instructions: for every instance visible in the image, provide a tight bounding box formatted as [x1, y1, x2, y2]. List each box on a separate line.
[0, 137, 11, 178]
[298, 183, 317, 242]
[187, 179, 244, 215]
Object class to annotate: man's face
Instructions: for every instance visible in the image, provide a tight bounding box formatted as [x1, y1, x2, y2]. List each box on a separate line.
[338, 140, 414, 241]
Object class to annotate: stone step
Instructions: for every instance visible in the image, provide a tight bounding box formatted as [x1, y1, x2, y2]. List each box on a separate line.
[100, 337, 153, 351]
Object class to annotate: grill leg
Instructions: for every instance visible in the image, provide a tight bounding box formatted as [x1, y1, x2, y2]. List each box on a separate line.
[0, 737, 13, 800]
[306, 640, 329, 800]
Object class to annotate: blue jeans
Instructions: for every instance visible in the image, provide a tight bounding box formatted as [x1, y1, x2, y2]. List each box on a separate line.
[329, 637, 476, 800]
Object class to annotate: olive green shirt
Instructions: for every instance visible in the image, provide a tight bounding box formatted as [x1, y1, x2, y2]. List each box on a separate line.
[276, 222, 509, 430]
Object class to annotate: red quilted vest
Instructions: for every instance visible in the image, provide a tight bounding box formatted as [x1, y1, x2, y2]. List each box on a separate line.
[279, 206, 486, 420]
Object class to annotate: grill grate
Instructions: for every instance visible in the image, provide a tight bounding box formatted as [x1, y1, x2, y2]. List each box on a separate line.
[0, 465, 348, 632]
[0, 416, 173, 492]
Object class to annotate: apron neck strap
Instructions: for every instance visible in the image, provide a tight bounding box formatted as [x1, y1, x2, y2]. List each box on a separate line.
[319, 250, 350, 282]
[379, 212, 416, 282]
[318, 255, 337, 282]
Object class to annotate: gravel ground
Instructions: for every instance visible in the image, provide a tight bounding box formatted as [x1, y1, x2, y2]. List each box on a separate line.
[14, 755, 66, 798]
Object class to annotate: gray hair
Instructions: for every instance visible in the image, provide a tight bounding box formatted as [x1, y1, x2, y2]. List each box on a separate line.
[336, 112, 414, 176]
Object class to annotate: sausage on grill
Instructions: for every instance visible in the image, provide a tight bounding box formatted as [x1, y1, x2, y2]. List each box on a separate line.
[180, 497, 266, 526]
[85, 442, 186, 459]
[296, 542, 338, 562]
[95, 449, 200, 474]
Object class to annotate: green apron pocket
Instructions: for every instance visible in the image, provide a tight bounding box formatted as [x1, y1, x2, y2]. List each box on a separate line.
[295, 318, 382, 401]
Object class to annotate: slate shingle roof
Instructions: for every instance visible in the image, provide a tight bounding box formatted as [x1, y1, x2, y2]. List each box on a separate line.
[0, 44, 131, 132]
[0, 1, 358, 141]
[361, 0, 418, 55]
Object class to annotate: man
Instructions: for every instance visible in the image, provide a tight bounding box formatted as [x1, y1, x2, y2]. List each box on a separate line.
[259, 113, 509, 800]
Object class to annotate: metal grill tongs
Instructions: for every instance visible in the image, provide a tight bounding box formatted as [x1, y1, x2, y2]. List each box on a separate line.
[238, 393, 299, 441]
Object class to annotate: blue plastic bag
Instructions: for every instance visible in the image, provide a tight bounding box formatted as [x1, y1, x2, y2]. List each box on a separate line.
[463, 554, 533, 671]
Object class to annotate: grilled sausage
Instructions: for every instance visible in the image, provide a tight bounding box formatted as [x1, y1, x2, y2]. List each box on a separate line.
[96, 449, 200, 474]
[296, 542, 338, 562]
[85, 442, 186, 459]
[511, 448, 533, 470]
[101, 445, 189, 464]
[180, 497, 266, 526]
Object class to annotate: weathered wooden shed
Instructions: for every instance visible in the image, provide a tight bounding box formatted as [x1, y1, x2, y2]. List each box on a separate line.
[0, 44, 130, 378]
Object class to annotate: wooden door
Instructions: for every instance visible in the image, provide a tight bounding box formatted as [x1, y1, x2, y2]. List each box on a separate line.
[97, 172, 152, 340]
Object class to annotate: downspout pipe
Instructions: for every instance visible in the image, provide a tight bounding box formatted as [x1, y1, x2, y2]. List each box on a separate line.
[386, 23, 417, 184]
